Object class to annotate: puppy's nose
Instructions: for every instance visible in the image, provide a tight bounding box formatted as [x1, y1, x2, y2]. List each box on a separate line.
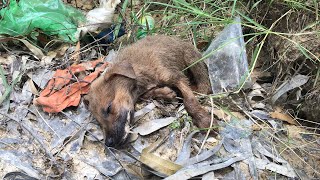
[105, 137, 115, 147]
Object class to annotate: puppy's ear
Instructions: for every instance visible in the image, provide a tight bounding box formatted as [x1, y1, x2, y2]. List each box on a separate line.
[104, 62, 136, 81]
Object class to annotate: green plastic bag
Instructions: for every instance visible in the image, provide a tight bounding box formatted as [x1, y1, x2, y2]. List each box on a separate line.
[0, 0, 85, 43]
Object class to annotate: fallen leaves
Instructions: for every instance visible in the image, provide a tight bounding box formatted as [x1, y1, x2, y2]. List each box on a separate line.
[18, 39, 45, 59]
[34, 58, 108, 113]
[140, 148, 183, 176]
[270, 107, 298, 125]
[133, 117, 176, 136]
[140, 139, 182, 176]
[271, 74, 309, 104]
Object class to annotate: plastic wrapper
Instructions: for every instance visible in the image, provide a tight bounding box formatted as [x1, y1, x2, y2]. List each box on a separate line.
[0, 0, 85, 43]
[204, 17, 251, 94]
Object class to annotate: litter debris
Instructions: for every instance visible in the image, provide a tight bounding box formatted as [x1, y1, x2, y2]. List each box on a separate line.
[204, 16, 251, 94]
[3, 172, 38, 180]
[91, 24, 126, 46]
[0, 0, 85, 43]
[34, 59, 108, 113]
[18, 39, 45, 59]
[254, 158, 297, 178]
[0, 0, 121, 43]
[1, 1, 319, 179]
[175, 132, 223, 166]
[77, 0, 121, 38]
[28, 69, 54, 89]
[175, 131, 198, 165]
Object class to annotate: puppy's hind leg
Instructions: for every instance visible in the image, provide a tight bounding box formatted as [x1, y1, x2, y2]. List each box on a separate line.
[175, 78, 218, 131]
[183, 47, 211, 94]
[142, 87, 177, 100]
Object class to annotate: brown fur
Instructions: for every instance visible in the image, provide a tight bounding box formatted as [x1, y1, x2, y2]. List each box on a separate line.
[84, 35, 217, 147]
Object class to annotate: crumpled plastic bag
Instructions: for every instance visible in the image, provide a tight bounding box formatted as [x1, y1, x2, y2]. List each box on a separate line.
[77, 0, 121, 38]
[0, 0, 121, 43]
[0, 0, 85, 43]
[204, 16, 251, 94]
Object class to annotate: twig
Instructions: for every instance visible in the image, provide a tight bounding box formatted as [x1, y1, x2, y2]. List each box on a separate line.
[198, 96, 215, 154]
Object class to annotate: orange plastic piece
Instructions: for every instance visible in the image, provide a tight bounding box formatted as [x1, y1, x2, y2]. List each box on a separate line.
[34, 58, 108, 113]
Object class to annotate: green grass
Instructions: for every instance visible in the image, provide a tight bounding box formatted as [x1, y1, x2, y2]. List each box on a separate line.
[121, 0, 319, 95]
[114, 1, 320, 176]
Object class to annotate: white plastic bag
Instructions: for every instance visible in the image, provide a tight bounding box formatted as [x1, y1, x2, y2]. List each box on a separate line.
[204, 17, 251, 94]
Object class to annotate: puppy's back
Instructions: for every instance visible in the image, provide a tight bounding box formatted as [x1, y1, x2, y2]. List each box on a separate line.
[116, 35, 200, 70]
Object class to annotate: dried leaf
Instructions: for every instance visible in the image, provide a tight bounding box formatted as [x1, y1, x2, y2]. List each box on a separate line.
[133, 117, 176, 136]
[0, 56, 12, 65]
[165, 155, 246, 180]
[270, 107, 298, 125]
[231, 112, 246, 120]
[175, 131, 198, 165]
[3, 172, 38, 180]
[175, 132, 223, 166]
[56, 44, 69, 58]
[186, 139, 223, 166]
[140, 145, 182, 176]
[18, 39, 44, 59]
[71, 41, 81, 64]
[34, 59, 108, 113]
[271, 74, 309, 103]
[80, 151, 122, 177]
[247, 83, 266, 109]
[27, 79, 39, 95]
[251, 124, 261, 131]
[212, 109, 226, 120]
[254, 158, 297, 178]
[41, 51, 57, 66]
[134, 102, 156, 122]
[28, 69, 54, 89]
[286, 125, 304, 139]
[202, 172, 215, 180]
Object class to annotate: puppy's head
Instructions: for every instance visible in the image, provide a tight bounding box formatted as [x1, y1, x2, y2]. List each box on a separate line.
[84, 62, 137, 147]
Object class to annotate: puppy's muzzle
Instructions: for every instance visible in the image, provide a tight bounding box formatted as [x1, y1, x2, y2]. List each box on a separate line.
[105, 110, 132, 147]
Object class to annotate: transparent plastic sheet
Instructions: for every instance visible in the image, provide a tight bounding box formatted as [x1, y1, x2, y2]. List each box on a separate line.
[204, 17, 251, 94]
[0, 0, 85, 43]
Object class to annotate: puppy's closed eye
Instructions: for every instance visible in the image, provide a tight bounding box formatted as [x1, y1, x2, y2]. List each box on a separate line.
[102, 103, 112, 117]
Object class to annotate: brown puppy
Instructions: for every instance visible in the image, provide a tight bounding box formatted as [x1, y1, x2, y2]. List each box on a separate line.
[84, 35, 217, 147]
